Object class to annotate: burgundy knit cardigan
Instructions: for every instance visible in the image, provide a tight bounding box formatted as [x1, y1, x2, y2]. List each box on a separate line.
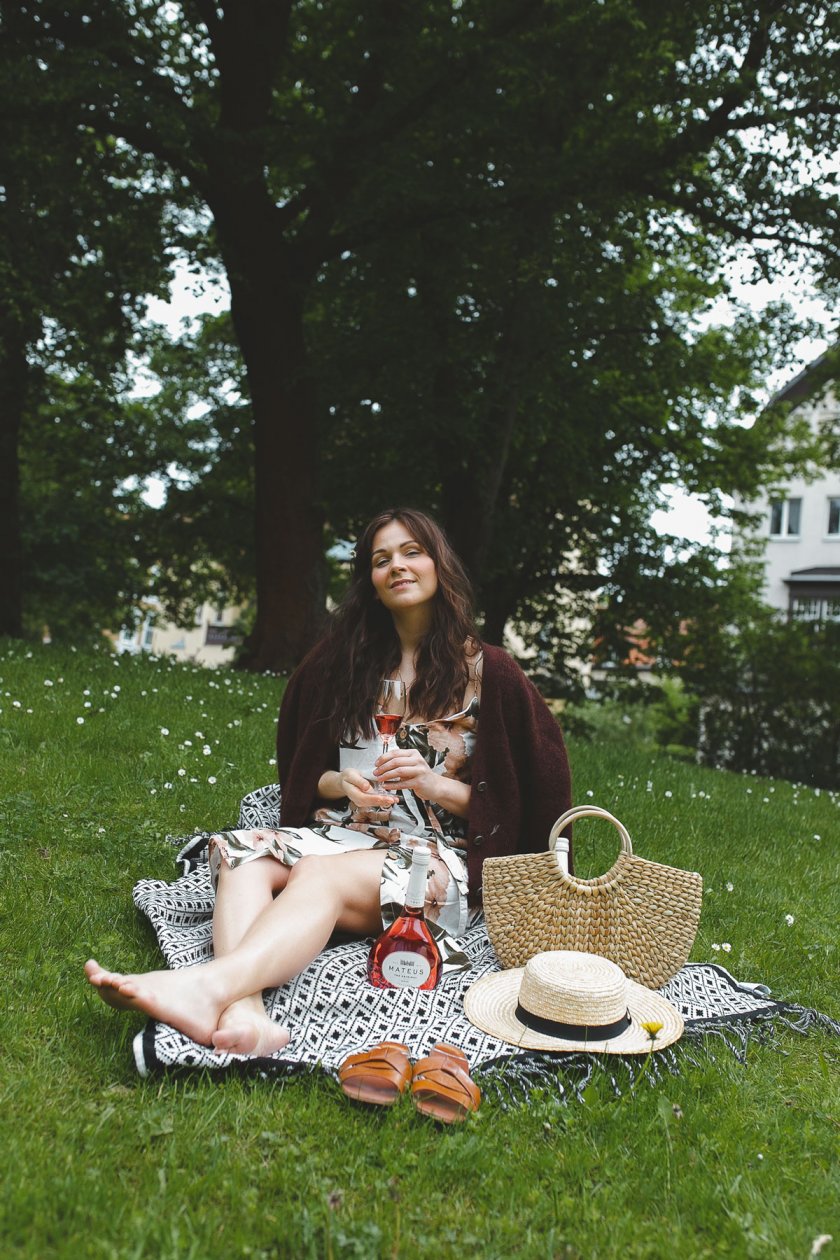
[276, 641, 573, 902]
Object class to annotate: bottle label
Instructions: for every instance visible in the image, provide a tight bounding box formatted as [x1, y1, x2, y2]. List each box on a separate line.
[380, 951, 432, 987]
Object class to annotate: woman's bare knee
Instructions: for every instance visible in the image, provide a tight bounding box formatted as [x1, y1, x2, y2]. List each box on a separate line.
[285, 853, 333, 886]
[217, 855, 290, 896]
[285, 850, 384, 933]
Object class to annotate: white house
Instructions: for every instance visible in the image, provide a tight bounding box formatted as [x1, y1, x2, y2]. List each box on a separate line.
[744, 354, 840, 623]
[111, 598, 243, 666]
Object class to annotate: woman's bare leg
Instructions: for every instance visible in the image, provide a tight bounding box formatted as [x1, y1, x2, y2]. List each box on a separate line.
[90, 840, 294, 1055]
[213, 852, 292, 955]
[211, 856, 292, 1054]
[85, 850, 385, 1052]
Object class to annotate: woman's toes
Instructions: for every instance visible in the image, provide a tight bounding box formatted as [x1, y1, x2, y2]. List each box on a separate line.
[85, 960, 126, 989]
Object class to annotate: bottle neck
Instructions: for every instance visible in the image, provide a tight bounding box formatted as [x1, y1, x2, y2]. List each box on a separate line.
[404, 850, 430, 911]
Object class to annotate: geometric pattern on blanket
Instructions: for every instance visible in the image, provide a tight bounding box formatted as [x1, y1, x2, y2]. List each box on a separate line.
[132, 785, 840, 1099]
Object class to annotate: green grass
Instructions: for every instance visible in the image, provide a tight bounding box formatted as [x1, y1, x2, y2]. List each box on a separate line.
[1, 640, 837, 1260]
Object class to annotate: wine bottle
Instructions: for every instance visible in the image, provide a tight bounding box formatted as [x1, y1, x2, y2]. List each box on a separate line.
[367, 845, 442, 990]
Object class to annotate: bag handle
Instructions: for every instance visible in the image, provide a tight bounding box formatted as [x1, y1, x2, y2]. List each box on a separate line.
[548, 805, 633, 856]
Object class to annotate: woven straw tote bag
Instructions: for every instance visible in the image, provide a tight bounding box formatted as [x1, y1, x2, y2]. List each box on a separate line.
[482, 805, 703, 988]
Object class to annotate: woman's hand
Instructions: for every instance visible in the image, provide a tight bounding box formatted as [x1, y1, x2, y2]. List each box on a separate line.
[375, 749, 472, 818]
[374, 748, 440, 802]
[319, 768, 396, 810]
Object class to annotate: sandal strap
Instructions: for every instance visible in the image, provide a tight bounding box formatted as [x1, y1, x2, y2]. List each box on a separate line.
[338, 1041, 412, 1095]
[413, 1044, 470, 1079]
[341, 1061, 410, 1093]
[411, 1061, 481, 1112]
[339, 1042, 410, 1076]
[426, 1042, 469, 1069]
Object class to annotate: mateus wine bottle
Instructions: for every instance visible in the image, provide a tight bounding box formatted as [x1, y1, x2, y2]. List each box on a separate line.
[367, 845, 442, 990]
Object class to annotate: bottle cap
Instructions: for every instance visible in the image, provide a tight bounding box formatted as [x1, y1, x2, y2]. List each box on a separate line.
[412, 845, 432, 867]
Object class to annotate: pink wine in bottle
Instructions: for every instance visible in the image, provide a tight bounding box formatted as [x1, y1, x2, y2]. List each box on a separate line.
[374, 713, 401, 738]
[367, 845, 442, 990]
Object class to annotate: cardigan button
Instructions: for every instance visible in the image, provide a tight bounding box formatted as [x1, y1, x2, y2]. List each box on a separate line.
[476, 781, 487, 793]
[473, 834, 484, 846]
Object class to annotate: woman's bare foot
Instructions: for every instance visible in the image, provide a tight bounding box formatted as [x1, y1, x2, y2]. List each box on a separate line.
[84, 958, 226, 1047]
[211, 994, 290, 1057]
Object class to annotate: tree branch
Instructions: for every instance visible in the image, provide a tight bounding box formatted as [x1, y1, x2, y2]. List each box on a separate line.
[33, 11, 218, 191]
[665, 192, 840, 259]
[657, 5, 816, 167]
[284, 0, 549, 245]
[717, 101, 840, 129]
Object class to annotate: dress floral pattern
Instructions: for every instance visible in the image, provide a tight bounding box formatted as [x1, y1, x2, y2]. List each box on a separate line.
[208, 683, 481, 971]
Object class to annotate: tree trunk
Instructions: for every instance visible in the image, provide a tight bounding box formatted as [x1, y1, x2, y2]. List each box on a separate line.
[197, 6, 329, 674]
[0, 327, 26, 638]
[438, 273, 537, 590]
[480, 582, 515, 646]
[227, 272, 327, 672]
[441, 394, 519, 588]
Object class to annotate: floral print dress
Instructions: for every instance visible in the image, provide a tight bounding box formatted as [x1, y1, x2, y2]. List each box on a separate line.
[208, 688, 480, 969]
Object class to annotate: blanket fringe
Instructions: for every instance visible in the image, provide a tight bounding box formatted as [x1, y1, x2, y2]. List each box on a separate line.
[475, 1005, 840, 1109]
[776, 1004, 840, 1037]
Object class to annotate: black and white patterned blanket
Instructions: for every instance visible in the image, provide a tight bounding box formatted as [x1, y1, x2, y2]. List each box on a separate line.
[130, 786, 839, 1102]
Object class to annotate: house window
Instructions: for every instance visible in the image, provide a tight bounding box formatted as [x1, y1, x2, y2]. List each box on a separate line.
[205, 624, 241, 647]
[769, 497, 801, 537]
[828, 497, 840, 536]
[791, 596, 840, 625]
[792, 597, 821, 621]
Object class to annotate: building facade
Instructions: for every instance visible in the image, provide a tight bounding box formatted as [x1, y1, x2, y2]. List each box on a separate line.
[747, 356, 840, 623]
[112, 599, 243, 666]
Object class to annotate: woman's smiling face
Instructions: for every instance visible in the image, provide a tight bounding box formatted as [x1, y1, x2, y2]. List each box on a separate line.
[370, 520, 439, 613]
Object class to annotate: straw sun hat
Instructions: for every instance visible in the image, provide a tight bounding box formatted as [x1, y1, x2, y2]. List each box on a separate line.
[464, 950, 683, 1054]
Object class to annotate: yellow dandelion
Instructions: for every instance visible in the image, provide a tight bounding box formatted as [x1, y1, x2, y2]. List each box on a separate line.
[640, 1020, 664, 1041]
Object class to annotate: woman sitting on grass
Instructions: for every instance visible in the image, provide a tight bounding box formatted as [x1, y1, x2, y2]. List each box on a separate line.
[86, 508, 572, 1055]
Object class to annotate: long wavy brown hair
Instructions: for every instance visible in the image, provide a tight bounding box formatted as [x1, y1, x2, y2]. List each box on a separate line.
[319, 508, 480, 743]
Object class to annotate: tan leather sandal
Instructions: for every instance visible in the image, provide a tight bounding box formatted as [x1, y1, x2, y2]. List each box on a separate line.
[338, 1041, 412, 1106]
[410, 1043, 481, 1124]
